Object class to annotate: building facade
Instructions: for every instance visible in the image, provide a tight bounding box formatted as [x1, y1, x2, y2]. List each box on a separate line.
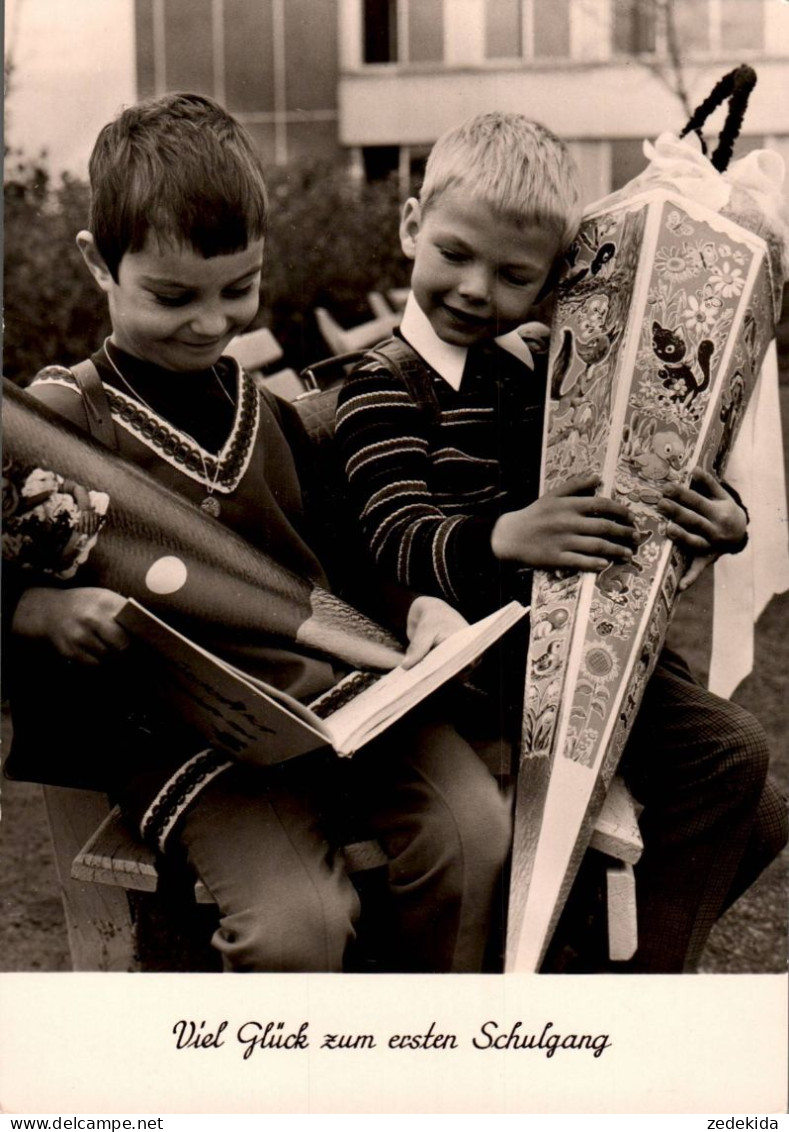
[135, 0, 341, 165]
[135, 0, 789, 202]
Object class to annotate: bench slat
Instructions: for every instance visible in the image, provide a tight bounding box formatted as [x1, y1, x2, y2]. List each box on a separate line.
[44, 786, 140, 971]
[606, 861, 638, 962]
[225, 327, 283, 370]
[72, 808, 389, 903]
[72, 778, 641, 902]
[589, 776, 644, 864]
[71, 807, 213, 902]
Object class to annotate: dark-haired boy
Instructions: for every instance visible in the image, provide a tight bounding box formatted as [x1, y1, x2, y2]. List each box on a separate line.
[7, 93, 511, 973]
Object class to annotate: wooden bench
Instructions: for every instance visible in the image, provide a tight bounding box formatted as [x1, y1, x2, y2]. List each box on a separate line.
[43, 784, 392, 972]
[226, 327, 307, 401]
[46, 774, 641, 972]
[72, 807, 389, 902]
[387, 287, 410, 310]
[37, 316, 641, 970]
[367, 291, 395, 318]
[314, 307, 400, 355]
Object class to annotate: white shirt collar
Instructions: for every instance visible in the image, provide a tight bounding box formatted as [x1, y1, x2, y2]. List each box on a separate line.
[399, 293, 537, 391]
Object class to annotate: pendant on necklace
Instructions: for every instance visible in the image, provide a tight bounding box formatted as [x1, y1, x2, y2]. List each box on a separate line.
[201, 496, 221, 518]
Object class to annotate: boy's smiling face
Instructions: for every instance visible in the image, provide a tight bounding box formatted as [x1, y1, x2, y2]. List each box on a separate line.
[400, 189, 562, 348]
[78, 233, 265, 372]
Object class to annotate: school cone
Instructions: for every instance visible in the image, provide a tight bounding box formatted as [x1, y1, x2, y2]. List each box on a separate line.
[505, 93, 785, 969]
[3, 377, 403, 674]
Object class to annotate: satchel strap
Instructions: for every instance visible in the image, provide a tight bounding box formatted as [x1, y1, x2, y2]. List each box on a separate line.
[367, 336, 442, 426]
[70, 359, 119, 451]
[295, 336, 441, 448]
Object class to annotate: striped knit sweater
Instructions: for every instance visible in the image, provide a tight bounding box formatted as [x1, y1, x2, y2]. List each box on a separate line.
[336, 337, 548, 621]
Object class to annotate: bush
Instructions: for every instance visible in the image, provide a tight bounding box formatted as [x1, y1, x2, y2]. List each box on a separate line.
[3, 152, 109, 385]
[3, 153, 410, 382]
[262, 163, 410, 368]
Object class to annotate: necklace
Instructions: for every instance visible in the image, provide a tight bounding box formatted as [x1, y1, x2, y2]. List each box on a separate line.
[102, 338, 233, 517]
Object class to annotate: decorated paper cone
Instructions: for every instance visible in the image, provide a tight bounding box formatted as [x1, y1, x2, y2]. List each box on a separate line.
[506, 180, 784, 972]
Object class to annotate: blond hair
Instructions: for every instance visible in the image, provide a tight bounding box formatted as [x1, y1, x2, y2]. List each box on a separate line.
[420, 112, 582, 247]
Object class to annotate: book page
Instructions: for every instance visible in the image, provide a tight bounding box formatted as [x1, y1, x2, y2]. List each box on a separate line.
[117, 598, 528, 760]
[323, 601, 529, 753]
[116, 599, 332, 764]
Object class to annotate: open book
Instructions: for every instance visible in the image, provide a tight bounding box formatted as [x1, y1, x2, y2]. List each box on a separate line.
[116, 598, 529, 763]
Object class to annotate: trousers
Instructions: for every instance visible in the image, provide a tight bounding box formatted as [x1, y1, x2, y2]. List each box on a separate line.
[617, 649, 787, 972]
[470, 645, 786, 975]
[169, 649, 786, 975]
[174, 715, 512, 972]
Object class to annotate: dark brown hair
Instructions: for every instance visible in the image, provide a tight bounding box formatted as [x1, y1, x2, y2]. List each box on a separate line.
[88, 92, 269, 279]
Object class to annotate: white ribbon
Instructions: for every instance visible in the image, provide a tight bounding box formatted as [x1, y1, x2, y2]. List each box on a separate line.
[709, 342, 789, 698]
[637, 133, 789, 273]
[638, 132, 733, 211]
[593, 132, 789, 273]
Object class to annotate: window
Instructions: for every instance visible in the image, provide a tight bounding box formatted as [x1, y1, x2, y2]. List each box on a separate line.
[224, 0, 275, 114]
[670, 0, 710, 54]
[484, 0, 571, 60]
[135, 0, 157, 99]
[613, 0, 657, 55]
[360, 145, 431, 192]
[362, 145, 400, 181]
[610, 138, 646, 191]
[408, 146, 432, 192]
[163, 0, 215, 92]
[284, 0, 338, 109]
[485, 0, 522, 59]
[720, 0, 764, 51]
[364, 0, 397, 63]
[533, 0, 570, 57]
[363, 0, 443, 64]
[408, 0, 443, 63]
[613, 0, 765, 59]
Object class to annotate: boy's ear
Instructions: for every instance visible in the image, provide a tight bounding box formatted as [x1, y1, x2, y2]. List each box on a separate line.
[76, 231, 114, 293]
[399, 198, 422, 260]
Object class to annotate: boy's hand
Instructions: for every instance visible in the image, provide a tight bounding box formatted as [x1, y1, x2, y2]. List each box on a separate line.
[402, 595, 469, 669]
[491, 474, 637, 572]
[12, 586, 130, 665]
[658, 467, 748, 592]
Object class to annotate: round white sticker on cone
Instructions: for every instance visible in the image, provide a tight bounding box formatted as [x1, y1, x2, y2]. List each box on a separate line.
[145, 555, 188, 595]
